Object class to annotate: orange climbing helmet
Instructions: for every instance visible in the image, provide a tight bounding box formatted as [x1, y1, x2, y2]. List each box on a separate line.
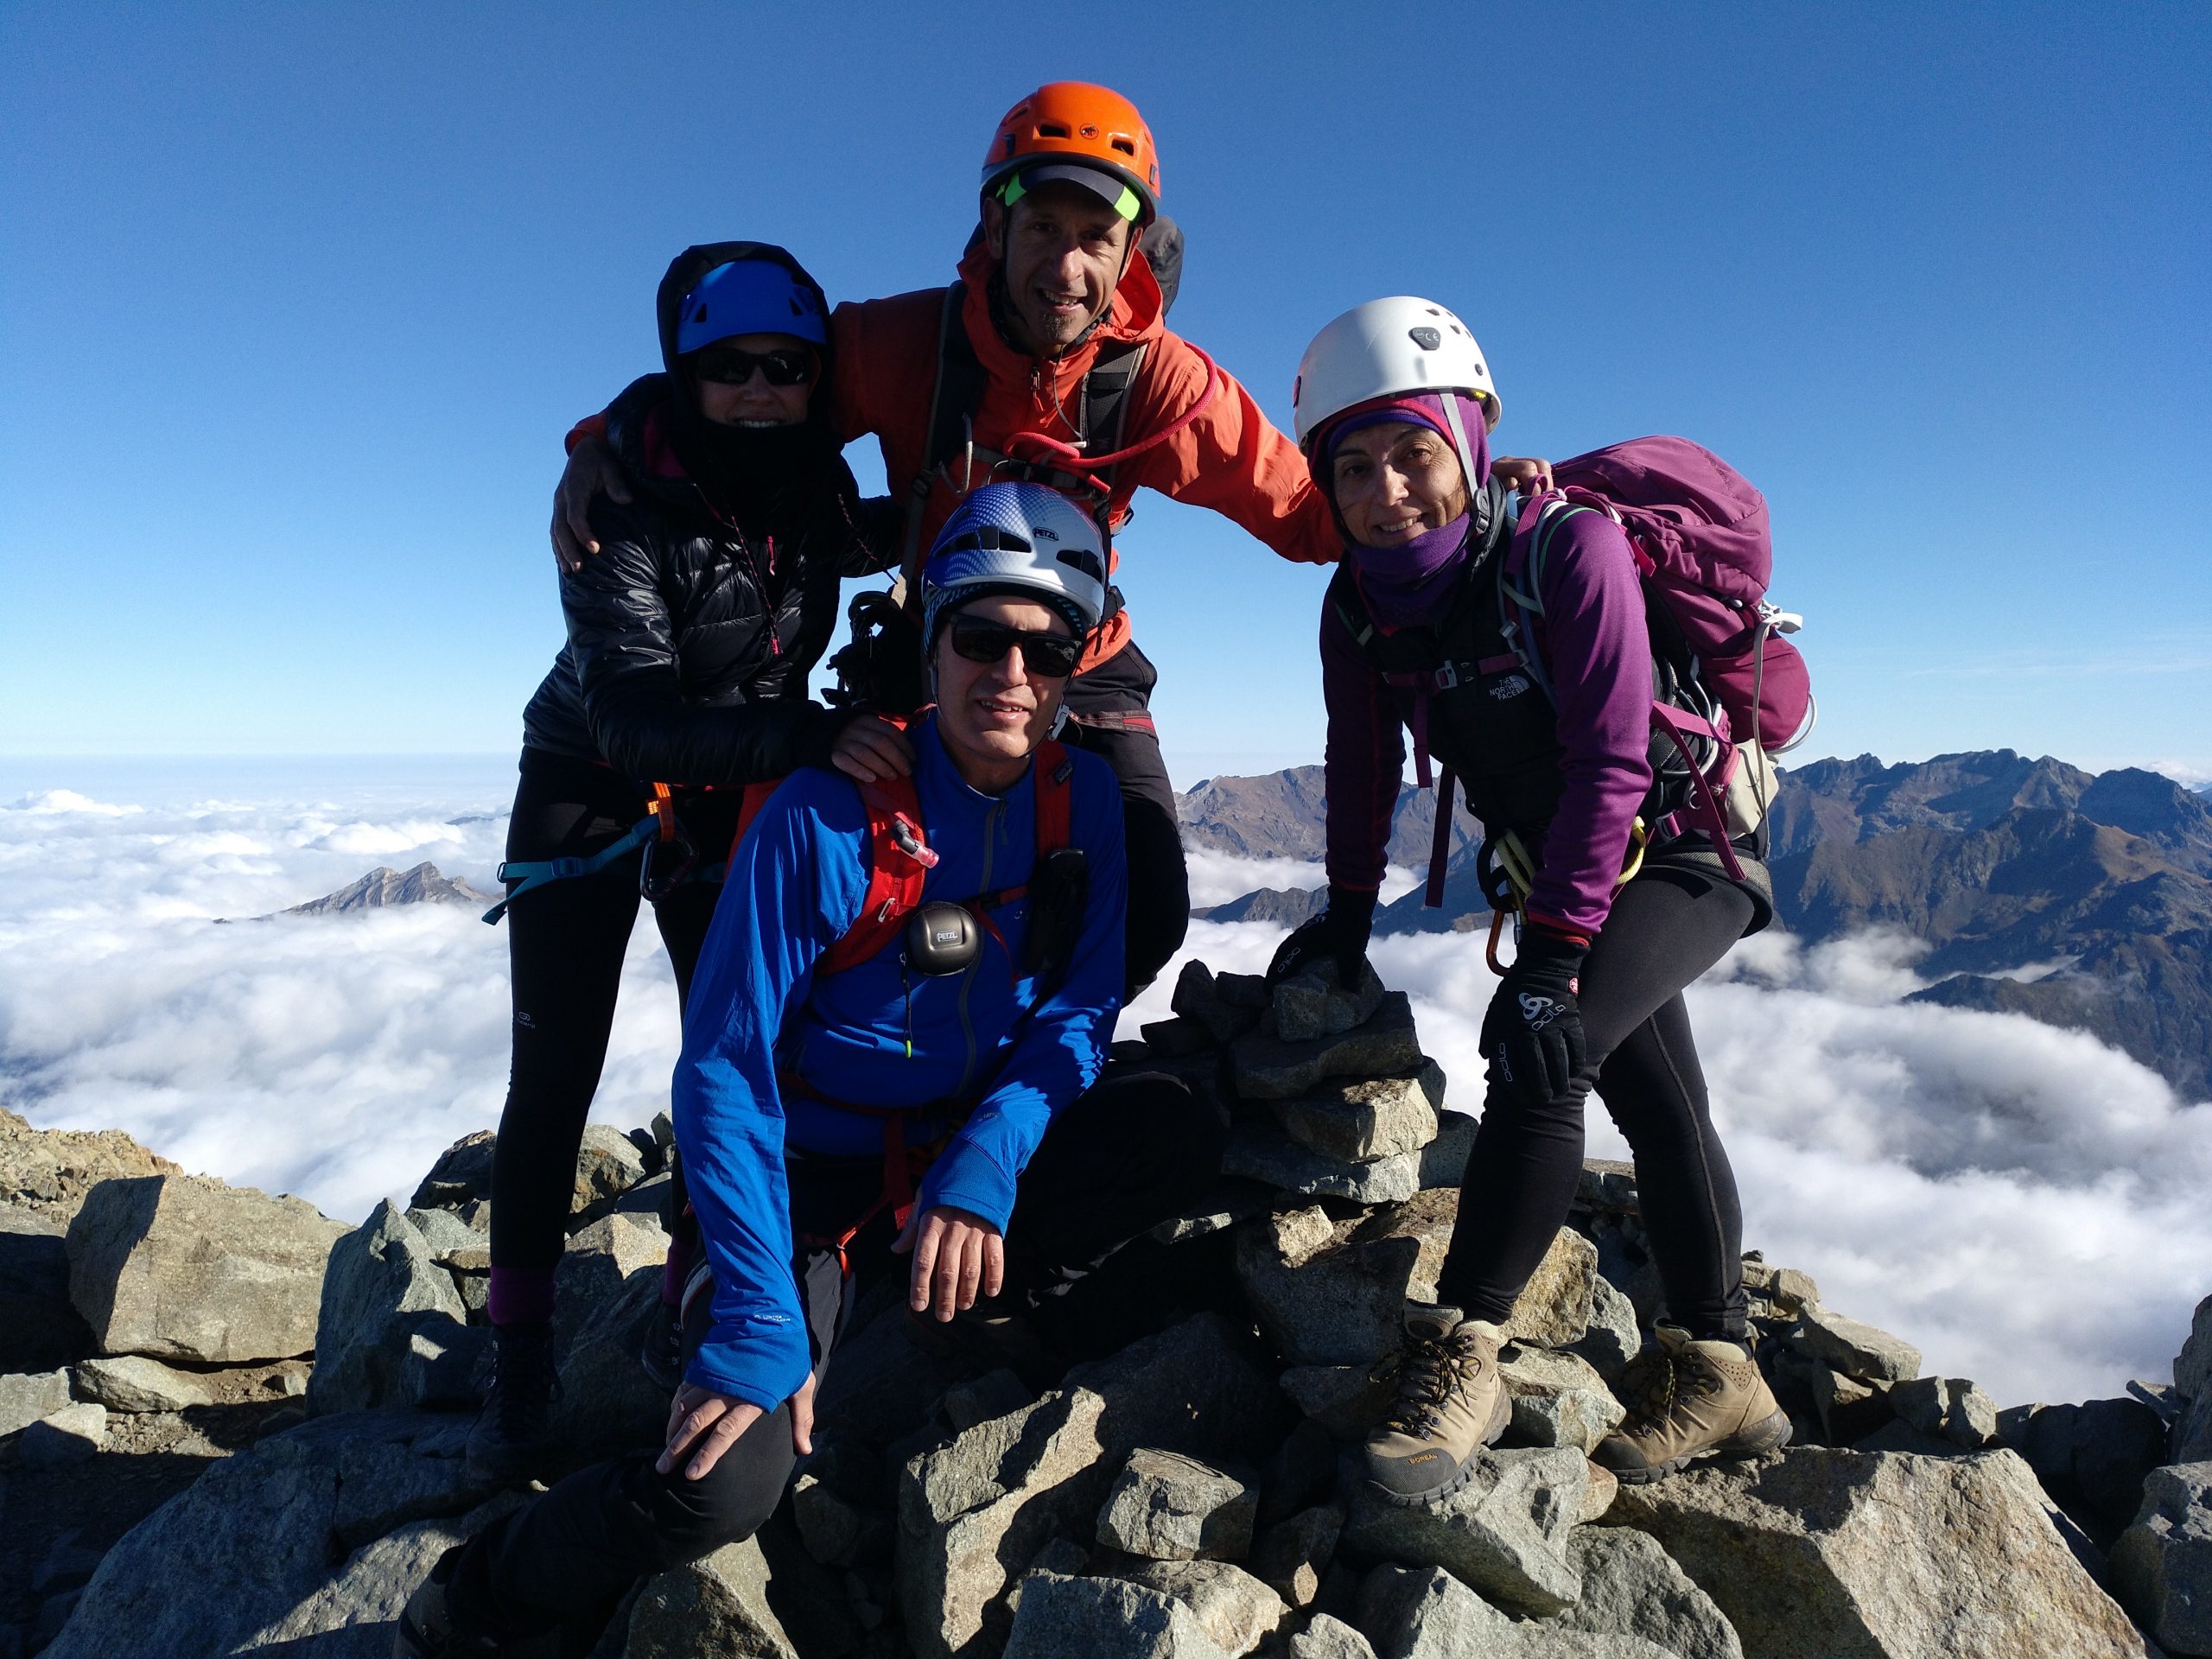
[981, 81, 1160, 226]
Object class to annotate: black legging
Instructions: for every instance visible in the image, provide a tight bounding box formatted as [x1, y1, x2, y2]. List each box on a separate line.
[1437, 863, 1753, 1341]
[1065, 637, 1189, 998]
[489, 749, 735, 1290]
[449, 1067, 1228, 1637]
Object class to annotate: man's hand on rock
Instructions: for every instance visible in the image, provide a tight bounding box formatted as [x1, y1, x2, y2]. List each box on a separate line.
[550, 432, 631, 574]
[893, 1204, 1004, 1322]
[657, 1372, 816, 1481]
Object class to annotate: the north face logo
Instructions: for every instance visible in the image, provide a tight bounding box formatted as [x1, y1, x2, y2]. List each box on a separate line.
[1489, 674, 1531, 700]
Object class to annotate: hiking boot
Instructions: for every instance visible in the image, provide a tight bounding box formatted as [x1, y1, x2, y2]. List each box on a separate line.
[466, 1322, 562, 1484]
[1362, 1305, 1511, 1507]
[1592, 1325, 1792, 1484]
[392, 1546, 499, 1657]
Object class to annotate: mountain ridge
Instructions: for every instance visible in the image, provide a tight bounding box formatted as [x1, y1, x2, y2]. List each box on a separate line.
[1178, 750, 2212, 1096]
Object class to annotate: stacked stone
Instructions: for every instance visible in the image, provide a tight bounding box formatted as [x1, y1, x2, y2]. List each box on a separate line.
[2104, 1294, 2212, 1657]
[0, 1108, 678, 1657]
[6, 965, 2196, 1659]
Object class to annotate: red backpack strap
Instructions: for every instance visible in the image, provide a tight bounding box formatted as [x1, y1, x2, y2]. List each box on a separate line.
[727, 779, 785, 865]
[1033, 740, 1073, 857]
[817, 774, 938, 976]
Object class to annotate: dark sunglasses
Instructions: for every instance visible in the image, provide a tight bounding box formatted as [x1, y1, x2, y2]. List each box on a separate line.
[948, 618, 1084, 679]
[692, 346, 817, 387]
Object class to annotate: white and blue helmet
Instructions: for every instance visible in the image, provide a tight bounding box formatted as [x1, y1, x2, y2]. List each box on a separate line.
[919, 483, 1108, 649]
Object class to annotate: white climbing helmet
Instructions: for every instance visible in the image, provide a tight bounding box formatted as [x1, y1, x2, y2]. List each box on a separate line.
[919, 481, 1109, 649]
[1292, 296, 1502, 453]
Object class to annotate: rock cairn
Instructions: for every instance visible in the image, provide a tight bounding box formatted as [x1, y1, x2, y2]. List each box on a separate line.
[3, 962, 2209, 1658]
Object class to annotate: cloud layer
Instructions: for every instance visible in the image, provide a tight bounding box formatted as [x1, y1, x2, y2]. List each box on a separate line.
[4, 788, 2206, 1408]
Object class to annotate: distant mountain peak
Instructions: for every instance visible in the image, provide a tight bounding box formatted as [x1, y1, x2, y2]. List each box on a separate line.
[281, 862, 494, 917]
[1174, 747, 2212, 1096]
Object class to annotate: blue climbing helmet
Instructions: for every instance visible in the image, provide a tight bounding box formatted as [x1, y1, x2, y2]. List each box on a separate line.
[919, 482, 1109, 650]
[675, 257, 830, 353]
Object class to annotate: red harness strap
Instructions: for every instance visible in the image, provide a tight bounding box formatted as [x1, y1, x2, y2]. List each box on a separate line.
[780, 739, 1077, 1279]
[779, 1071, 969, 1279]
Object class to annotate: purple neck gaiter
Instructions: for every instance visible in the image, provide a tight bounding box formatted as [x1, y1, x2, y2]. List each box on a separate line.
[1328, 393, 1492, 630]
[1353, 515, 1472, 629]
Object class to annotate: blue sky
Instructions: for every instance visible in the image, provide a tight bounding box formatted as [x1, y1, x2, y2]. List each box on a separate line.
[3, 2, 2207, 785]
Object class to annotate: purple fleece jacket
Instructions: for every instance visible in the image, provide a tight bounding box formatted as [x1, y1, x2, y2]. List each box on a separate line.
[1321, 504, 1655, 938]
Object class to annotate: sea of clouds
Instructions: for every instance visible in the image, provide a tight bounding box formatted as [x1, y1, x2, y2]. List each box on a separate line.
[3, 768, 2207, 1409]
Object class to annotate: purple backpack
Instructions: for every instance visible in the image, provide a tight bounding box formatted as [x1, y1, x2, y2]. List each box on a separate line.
[1511, 436, 1815, 877]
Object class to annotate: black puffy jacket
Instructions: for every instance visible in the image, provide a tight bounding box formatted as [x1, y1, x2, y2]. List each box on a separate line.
[519, 245, 898, 785]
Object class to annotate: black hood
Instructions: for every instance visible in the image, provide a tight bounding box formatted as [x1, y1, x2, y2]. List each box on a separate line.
[653, 241, 843, 534]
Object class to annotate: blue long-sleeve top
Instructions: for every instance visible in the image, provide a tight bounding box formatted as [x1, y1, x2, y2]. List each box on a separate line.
[669, 713, 1127, 1408]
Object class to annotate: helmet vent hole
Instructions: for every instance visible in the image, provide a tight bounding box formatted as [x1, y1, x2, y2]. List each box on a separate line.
[1037, 122, 1071, 138]
[1111, 137, 1135, 155]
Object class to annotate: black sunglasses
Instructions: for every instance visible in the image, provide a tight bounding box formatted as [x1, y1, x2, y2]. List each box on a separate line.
[692, 346, 817, 387]
[948, 618, 1084, 679]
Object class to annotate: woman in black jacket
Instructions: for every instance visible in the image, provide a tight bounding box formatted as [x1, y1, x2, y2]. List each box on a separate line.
[474, 242, 899, 1481]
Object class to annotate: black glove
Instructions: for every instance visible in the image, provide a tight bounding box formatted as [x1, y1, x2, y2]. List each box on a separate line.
[1267, 887, 1379, 985]
[1484, 927, 1588, 1108]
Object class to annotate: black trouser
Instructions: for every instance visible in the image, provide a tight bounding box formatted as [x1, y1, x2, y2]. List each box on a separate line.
[489, 750, 735, 1295]
[1437, 865, 1755, 1341]
[450, 1067, 1226, 1637]
[1065, 638, 1188, 998]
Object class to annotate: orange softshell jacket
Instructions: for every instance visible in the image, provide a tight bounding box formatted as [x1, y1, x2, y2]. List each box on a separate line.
[578, 243, 1341, 677]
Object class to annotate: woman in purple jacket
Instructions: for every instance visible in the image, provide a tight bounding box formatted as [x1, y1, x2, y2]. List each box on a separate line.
[1271, 297, 1789, 1503]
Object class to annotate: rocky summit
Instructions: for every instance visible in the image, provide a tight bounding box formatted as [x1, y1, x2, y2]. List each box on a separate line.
[3, 962, 2209, 1658]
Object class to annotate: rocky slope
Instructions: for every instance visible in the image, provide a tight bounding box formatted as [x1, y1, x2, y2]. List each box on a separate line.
[1177, 751, 2212, 1095]
[3, 972, 2208, 1657]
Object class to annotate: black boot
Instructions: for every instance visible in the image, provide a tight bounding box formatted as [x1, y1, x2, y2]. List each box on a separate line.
[392, 1543, 566, 1658]
[392, 1546, 499, 1657]
[466, 1322, 561, 1484]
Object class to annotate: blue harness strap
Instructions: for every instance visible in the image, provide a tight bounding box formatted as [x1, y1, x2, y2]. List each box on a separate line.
[480, 815, 658, 924]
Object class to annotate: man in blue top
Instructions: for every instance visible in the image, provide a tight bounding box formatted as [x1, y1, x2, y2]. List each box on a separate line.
[397, 483, 1226, 1656]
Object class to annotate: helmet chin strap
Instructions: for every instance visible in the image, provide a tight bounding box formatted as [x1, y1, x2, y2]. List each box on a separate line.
[1440, 391, 1484, 524]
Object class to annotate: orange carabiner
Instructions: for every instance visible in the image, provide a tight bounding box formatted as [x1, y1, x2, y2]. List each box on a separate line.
[1485, 906, 1510, 977]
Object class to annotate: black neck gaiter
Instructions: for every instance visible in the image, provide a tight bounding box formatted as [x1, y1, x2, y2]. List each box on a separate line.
[664, 381, 840, 542]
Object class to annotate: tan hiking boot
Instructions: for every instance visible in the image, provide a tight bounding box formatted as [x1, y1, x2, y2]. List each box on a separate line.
[1592, 1325, 1792, 1483]
[1362, 1305, 1511, 1506]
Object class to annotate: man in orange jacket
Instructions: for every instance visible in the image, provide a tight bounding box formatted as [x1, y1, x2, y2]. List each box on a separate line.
[553, 82, 1339, 994]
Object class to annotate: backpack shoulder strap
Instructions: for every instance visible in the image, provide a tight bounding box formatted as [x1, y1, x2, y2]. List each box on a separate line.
[817, 773, 938, 976]
[1505, 494, 1594, 617]
[1325, 563, 1382, 655]
[1077, 341, 1149, 474]
[925, 285, 987, 474]
[1033, 740, 1074, 855]
[900, 285, 991, 587]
